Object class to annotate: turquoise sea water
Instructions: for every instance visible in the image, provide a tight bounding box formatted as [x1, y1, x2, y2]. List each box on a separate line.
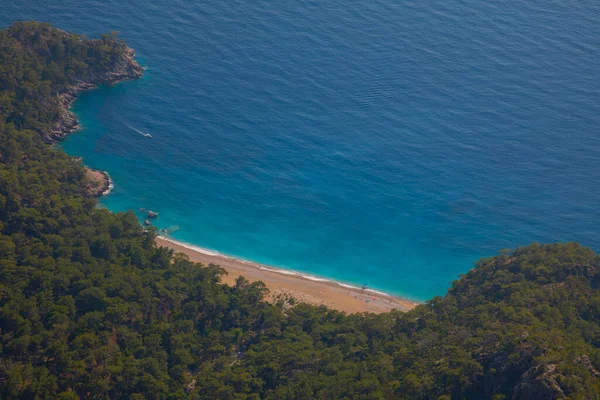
[2, 0, 600, 300]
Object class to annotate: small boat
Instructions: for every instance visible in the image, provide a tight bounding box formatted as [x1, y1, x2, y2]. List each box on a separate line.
[143, 133, 152, 138]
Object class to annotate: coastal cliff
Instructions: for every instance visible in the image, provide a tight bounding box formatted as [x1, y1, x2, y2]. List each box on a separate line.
[0, 22, 144, 195]
[19, 27, 144, 196]
[84, 167, 113, 197]
[49, 44, 143, 196]
[48, 44, 144, 144]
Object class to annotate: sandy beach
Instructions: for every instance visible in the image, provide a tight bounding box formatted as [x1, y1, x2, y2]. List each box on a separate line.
[156, 236, 418, 314]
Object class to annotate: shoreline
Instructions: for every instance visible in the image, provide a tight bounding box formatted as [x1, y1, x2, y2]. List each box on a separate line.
[48, 46, 143, 144]
[50, 38, 418, 314]
[156, 236, 419, 314]
[84, 167, 113, 197]
[49, 42, 143, 198]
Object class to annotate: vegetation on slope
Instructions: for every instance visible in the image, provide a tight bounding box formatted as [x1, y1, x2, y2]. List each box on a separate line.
[0, 21, 599, 399]
[0, 21, 138, 137]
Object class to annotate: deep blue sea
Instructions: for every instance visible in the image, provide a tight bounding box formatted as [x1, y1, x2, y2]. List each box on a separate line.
[2, 0, 599, 300]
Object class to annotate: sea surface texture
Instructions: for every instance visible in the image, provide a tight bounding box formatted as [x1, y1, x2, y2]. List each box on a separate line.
[2, 0, 599, 300]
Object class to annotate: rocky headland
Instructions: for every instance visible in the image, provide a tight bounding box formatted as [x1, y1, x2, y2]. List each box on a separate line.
[44, 32, 144, 196]
[47, 45, 144, 144]
[84, 168, 113, 197]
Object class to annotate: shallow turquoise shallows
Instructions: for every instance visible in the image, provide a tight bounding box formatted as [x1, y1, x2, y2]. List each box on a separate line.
[2, 0, 599, 300]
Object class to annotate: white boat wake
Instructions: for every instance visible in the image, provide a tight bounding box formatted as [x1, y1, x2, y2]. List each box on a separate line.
[127, 124, 152, 138]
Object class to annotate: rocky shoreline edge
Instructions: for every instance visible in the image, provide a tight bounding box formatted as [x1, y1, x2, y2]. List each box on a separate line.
[46, 33, 144, 196]
[84, 168, 114, 197]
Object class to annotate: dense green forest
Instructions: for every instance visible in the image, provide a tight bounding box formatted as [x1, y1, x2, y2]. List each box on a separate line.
[1, 21, 599, 399]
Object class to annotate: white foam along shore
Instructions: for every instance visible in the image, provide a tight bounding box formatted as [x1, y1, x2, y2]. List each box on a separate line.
[101, 172, 114, 196]
[157, 235, 409, 300]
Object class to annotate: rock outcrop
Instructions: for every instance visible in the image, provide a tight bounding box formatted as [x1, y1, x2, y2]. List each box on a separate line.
[84, 168, 112, 197]
[147, 211, 158, 219]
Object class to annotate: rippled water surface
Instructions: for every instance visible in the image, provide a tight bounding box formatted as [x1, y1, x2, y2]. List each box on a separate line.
[2, 0, 599, 300]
